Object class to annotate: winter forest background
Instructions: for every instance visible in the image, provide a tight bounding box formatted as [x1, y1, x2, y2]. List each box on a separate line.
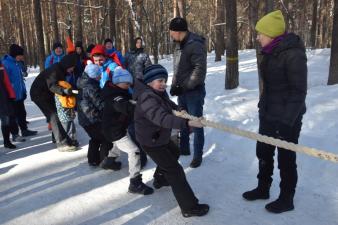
[0, 0, 338, 87]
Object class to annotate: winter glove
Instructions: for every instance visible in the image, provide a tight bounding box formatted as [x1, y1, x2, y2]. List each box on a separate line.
[170, 85, 183, 96]
[276, 122, 292, 141]
[188, 119, 204, 128]
[63, 88, 74, 96]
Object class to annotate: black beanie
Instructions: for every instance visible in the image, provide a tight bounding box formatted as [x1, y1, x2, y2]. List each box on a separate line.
[86, 44, 95, 53]
[60, 53, 79, 70]
[53, 42, 63, 50]
[9, 44, 24, 57]
[75, 41, 83, 48]
[104, 38, 113, 45]
[169, 17, 188, 31]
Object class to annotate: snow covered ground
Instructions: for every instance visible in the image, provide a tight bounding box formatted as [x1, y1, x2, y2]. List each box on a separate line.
[1, 49, 338, 225]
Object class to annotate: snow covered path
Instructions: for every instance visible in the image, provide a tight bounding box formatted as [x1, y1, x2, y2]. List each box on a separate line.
[1, 49, 338, 225]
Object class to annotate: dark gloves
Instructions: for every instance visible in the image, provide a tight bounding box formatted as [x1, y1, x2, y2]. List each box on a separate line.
[63, 88, 74, 96]
[276, 122, 292, 140]
[170, 85, 183, 96]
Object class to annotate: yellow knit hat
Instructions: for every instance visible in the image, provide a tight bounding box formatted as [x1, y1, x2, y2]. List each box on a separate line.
[255, 10, 286, 38]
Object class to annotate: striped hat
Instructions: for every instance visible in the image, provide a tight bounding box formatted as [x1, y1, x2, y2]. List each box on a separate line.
[143, 64, 168, 84]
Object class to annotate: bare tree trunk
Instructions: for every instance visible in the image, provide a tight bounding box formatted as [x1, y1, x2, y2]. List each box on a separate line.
[74, 0, 83, 42]
[328, 0, 338, 85]
[215, 0, 225, 61]
[225, 0, 239, 89]
[50, 0, 59, 42]
[136, 0, 143, 35]
[310, 0, 318, 48]
[249, 0, 258, 49]
[173, 0, 178, 17]
[15, 0, 25, 46]
[32, 0, 45, 70]
[108, 0, 116, 43]
[265, 0, 274, 13]
[177, 0, 186, 18]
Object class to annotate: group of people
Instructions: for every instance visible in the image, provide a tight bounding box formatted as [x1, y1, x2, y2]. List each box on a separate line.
[1, 10, 308, 217]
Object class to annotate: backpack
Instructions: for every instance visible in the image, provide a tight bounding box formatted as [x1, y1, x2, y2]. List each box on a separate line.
[55, 81, 76, 108]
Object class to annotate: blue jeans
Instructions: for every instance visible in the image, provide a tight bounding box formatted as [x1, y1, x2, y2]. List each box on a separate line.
[178, 86, 206, 158]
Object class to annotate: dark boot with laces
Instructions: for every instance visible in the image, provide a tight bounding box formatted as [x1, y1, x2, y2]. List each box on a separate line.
[128, 174, 154, 195]
[265, 191, 295, 213]
[242, 181, 271, 201]
[181, 204, 210, 218]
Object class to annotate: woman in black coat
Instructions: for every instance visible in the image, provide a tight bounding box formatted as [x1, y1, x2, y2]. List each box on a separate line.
[30, 53, 79, 152]
[125, 37, 152, 80]
[242, 10, 307, 214]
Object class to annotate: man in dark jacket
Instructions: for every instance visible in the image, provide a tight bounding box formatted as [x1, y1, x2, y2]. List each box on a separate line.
[30, 53, 79, 152]
[169, 17, 207, 168]
[133, 64, 209, 217]
[77, 64, 118, 168]
[242, 10, 307, 214]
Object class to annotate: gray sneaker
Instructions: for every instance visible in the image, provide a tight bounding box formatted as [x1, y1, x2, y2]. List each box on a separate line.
[12, 134, 26, 142]
[57, 144, 77, 152]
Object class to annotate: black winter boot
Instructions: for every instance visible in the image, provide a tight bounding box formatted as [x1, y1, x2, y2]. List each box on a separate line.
[99, 157, 121, 170]
[4, 142, 16, 149]
[153, 174, 169, 189]
[190, 156, 202, 168]
[128, 174, 154, 195]
[181, 204, 210, 218]
[242, 181, 271, 201]
[22, 129, 38, 137]
[265, 191, 295, 213]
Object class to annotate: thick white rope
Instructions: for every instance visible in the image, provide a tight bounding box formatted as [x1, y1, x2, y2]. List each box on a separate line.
[173, 110, 338, 163]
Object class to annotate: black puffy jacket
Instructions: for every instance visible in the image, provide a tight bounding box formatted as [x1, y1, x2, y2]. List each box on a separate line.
[125, 48, 152, 80]
[101, 83, 135, 142]
[133, 79, 188, 147]
[76, 72, 104, 127]
[258, 33, 307, 126]
[172, 32, 207, 93]
[30, 53, 78, 101]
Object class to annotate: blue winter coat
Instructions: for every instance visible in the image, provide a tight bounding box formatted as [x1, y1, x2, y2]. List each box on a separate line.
[106, 48, 125, 66]
[99, 59, 118, 88]
[2, 55, 27, 101]
[45, 51, 65, 69]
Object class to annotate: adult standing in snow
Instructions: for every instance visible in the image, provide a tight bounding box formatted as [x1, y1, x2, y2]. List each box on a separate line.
[169, 17, 207, 168]
[2, 44, 38, 139]
[45, 42, 65, 69]
[242, 10, 307, 214]
[30, 53, 79, 152]
[125, 37, 152, 80]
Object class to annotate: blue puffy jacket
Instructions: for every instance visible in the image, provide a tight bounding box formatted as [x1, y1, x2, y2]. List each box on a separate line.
[45, 51, 65, 69]
[106, 47, 125, 66]
[2, 55, 27, 101]
[99, 59, 118, 88]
